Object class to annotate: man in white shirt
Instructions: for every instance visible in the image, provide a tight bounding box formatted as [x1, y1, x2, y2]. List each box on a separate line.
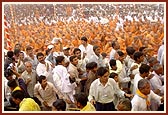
[52, 56, 76, 105]
[88, 67, 132, 111]
[36, 52, 54, 85]
[109, 41, 120, 60]
[34, 75, 63, 111]
[131, 79, 164, 111]
[21, 61, 38, 97]
[133, 64, 151, 95]
[78, 36, 94, 59]
[89, 45, 105, 67]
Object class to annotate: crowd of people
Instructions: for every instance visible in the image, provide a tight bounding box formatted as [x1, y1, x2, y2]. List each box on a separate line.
[3, 3, 165, 112]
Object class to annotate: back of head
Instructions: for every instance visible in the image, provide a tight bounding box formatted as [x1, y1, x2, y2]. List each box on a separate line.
[56, 56, 65, 64]
[109, 72, 118, 79]
[52, 99, 66, 111]
[7, 51, 14, 58]
[139, 64, 150, 74]
[12, 90, 25, 101]
[117, 98, 132, 111]
[133, 51, 143, 61]
[109, 59, 116, 67]
[7, 79, 18, 88]
[126, 46, 135, 56]
[74, 92, 88, 107]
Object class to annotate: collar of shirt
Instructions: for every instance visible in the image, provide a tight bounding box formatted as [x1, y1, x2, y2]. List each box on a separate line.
[97, 78, 111, 87]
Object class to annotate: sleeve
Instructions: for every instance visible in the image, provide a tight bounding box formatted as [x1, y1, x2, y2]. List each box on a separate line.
[88, 81, 96, 101]
[34, 84, 44, 103]
[150, 90, 162, 105]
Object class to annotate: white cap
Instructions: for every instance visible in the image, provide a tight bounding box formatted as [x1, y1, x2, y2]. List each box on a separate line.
[51, 37, 62, 44]
[63, 47, 70, 50]
[47, 45, 54, 49]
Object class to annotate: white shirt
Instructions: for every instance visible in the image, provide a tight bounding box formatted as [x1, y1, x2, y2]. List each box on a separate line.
[109, 49, 116, 60]
[36, 61, 54, 84]
[157, 44, 164, 63]
[34, 82, 59, 107]
[52, 65, 76, 93]
[88, 78, 125, 104]
[79, 44, 94, 59]
[131, 90, 162, 111]
[133, 73, 143, 95]
[89, 53, 105, 67]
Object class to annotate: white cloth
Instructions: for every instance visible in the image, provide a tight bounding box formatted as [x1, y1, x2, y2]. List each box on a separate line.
[109, 49, 116, 60]
[88, 78, 125, 104]
[36, 61, 54, 84]
[34, 82, 58, 107]
[133, 73, 143, 95]
[131, 90, 162, 111]
[79, 44, 94, 59]
[89, 53, 105, 67]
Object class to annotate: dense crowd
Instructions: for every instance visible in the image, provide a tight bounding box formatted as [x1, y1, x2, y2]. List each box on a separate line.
[3, 3, 165, 112]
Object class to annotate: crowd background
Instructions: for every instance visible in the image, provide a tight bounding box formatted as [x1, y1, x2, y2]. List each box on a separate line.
[4, 3, 164, 56]
[3, 3, 165, 112]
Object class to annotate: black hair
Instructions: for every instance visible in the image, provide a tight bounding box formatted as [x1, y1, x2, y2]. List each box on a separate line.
[53, 99, 66, 111]
[117, 50, 124, 57]
[109, 59, 116, 68]
[81, 36, 87, 42]
[74, 92, 88, 107]
[69, 55, 77, 62]
[7, 51, 14, 58]
[73, 48, 81, 54]
[109, 72, 118, 79]
[11, 90, 25, 101]
[96, 67, 108, 77]
[56, 56, 65, 64]
[139, 64, 151, 74]
[38, 75, 46, 84]
[133, 51, 143, 61]
[36, 52, 44, 59]
[7, 79, 18, 88]
[126, 47, 135, 56]
[139, 47, 147, 52]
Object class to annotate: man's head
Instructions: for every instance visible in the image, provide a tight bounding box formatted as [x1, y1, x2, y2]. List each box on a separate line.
[139, 64, 151, 78]
[69, 55, 78, 66]
[111, 41, 120, 50]
[36, 52, 45, 64]
[109, 72, 119, 82]
[81, 36, 88, 46]
[24, 61, 32, 73]
[38, 75, 47, 88]
[74, 92, 88, 109]
[73, 48, 81, 59]
[109, 59, 117, 70]
[93, 45, 100, 56]
[52, 99, 66, 111]
[117, 98, 132, 111]
[97, 67, 109, 84]
[63, 47, 70, 56]
[56, 56, 65, 65]
[12, 90, 25, 105]
[138, 79, 151, 95]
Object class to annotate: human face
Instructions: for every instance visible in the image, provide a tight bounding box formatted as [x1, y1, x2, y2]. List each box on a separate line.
[140, 82, 151, 95]
[100, 72, 109, 85]
[117, 102, 125, 111]
[95, 47, 100, 56]
[12, 98, 20, 105]
[72, 57, 78, 66]
[25, 62, 32, 73]
[37, 55, 45, 64]
[113, 75, 119, 82]
[41, 78, 47, 88]
[74, 51, 81, 59]
[81, 40, 87, 46]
